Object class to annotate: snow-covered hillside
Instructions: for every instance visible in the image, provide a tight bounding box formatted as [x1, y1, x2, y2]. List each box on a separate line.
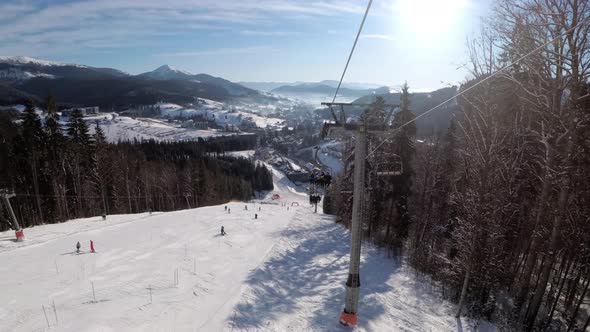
[0, 67, 56, 81]
[315, 140, 344, 174]
[155, 100, 284, 129]
[85, 113, 237, 142]
[1, 102, 278, 142]
[295, 140, 344, 175]
[0, 164, 495, 331]
[0, 56, 84, 67]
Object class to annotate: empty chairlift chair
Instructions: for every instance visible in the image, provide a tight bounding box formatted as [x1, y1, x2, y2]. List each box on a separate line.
[375, 154, 403, 177]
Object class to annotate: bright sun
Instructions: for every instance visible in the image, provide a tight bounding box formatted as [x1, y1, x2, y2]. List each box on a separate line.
[395, 0, 467, 38]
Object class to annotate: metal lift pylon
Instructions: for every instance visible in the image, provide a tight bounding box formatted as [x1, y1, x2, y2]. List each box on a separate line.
[1, 189, 24, 241]
[320, 101, 399, 326]
[339, 124, 366, 326]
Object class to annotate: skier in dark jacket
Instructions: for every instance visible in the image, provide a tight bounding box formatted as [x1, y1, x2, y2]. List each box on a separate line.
[221, 226, 226, 236]
[76, 241, 81, 253]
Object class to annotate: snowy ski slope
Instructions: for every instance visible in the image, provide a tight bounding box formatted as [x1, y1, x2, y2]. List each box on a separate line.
[0, 165, 495, 331]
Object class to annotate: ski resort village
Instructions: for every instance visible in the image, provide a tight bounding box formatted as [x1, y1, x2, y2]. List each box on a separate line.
[2, 0, 590, 331]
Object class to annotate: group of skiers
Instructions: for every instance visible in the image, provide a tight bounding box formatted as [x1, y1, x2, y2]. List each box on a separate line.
[220, 204, 263, 236]
[72, 200, 289, 249]
[71, 202, 271, 252]
[75, 240, 95, 253]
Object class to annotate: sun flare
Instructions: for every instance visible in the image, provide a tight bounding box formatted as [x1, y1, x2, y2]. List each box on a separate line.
[395, 0, 468, 38]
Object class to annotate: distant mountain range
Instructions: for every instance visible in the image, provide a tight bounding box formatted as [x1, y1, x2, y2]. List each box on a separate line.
[0, 56, 259, 107]
[268, 83, 390, 103]
[239, 80, 385, 92]
[0, 56, 457, 134]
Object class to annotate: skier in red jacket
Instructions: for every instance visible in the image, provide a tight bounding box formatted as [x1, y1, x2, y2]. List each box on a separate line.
[90, 240, 95, 253]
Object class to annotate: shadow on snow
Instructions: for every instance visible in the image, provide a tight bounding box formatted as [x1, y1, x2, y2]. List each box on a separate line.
[228, 214, 397, 331]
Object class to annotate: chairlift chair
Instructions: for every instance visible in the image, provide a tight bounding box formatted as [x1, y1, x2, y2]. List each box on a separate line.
[375, 154, 403, 176]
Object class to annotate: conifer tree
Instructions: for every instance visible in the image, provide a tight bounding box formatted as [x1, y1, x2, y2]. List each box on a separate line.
[94, 121, 106, 145]
[391, 82, 416, 244]
[65, 108, 91, 215]
[21, 99, 46, 149]
[44, 94, 63, 155]
[20, 99, 46, 223]
[67, 109, 89, 146]
[43, 94, 66, 221]
[91, 122, 110, 216]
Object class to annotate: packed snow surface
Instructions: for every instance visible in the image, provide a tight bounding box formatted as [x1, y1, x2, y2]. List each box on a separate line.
[0, 165, 495, 331]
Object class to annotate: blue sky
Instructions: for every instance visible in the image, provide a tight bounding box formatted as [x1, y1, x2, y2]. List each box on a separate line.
[0, 0, 493, 90]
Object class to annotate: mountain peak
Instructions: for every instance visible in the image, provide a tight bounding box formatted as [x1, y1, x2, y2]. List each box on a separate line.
[153, 64, 192, 75]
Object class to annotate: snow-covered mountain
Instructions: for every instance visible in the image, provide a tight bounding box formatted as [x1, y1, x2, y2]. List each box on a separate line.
[138, 65, 257, 97]
[137, 64, 194, 80]
[0, 55, 128, 84]
[0, 57, 264, 105]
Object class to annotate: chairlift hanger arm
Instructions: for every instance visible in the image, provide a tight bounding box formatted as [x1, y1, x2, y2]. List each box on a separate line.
[327, 105, 340, 124]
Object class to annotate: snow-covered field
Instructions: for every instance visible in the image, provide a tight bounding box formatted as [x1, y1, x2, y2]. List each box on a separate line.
[85, 113, 235, 142]
[0, 167, 495, 331]
[156, 100, 284, 129]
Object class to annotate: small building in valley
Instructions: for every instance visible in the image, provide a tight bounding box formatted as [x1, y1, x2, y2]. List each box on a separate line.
[61, 106, 99, 116]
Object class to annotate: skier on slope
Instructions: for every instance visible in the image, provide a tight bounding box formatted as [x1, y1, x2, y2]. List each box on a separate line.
[90, 240, 95, 253]
[220, 226, 226, 236]
[76, 241, 81, 253]
[225, 205, 227, 211]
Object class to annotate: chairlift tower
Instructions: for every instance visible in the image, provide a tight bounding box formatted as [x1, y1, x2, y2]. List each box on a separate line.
[1, 189, 24, 241]
[321, 101, 400, 326]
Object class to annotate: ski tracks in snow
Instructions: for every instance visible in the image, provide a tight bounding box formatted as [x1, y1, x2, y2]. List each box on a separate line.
[226, 207, 496, 332]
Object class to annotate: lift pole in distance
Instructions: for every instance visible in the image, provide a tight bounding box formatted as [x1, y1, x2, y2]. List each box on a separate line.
[1, 189, 24, 241]
[340, 125, 366, 326]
